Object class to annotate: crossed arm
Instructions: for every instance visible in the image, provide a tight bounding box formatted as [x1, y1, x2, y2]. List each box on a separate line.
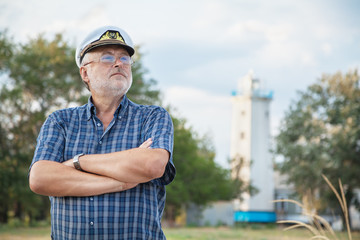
[29, 138, 170, 197]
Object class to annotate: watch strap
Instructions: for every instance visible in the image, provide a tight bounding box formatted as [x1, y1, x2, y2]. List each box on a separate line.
[73, 153, 85, 171]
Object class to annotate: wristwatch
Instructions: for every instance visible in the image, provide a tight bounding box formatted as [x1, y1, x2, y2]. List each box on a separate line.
[73, 153, 85, 171]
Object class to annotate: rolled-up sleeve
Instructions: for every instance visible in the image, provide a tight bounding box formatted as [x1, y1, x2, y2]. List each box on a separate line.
[29, 114, 65, 171]
[143, 107, 176, 186]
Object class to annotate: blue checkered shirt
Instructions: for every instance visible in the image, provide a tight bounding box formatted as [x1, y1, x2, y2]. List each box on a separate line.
[30, 96, 175, 240]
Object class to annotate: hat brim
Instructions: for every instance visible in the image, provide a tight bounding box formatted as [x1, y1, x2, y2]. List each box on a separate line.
[80, 39, 135, 64]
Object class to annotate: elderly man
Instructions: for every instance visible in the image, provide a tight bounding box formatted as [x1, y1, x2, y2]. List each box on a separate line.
[29, 26, 175, 240]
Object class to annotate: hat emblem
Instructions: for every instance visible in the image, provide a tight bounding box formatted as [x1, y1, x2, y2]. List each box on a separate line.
[108, 31, 116, 39]
[99, 30, 125, 43]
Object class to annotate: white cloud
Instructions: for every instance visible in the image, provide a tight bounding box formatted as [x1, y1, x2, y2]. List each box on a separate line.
[312, 24, 336, 40]
[265, 23, 293, 43]
[164, 86, 231, 128]
[192, 1, 229, 29]
[255, 41, 315, 67]
[225, 20, 266, 43]
[321, 43, 333, 56]
[225, 21, 293, 44]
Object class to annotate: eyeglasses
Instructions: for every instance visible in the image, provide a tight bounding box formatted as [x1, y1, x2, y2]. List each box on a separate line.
[83, 54, 133, 66]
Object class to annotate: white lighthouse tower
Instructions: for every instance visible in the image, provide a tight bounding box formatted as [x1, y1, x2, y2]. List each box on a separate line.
[230, 70, 275, 222]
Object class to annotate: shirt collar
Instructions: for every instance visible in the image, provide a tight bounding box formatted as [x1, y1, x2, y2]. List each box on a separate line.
[86, 95, 129, 120]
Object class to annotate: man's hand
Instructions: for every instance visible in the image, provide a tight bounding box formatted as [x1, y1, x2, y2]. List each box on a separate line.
[139, 138, 152, 149]
[63, 158, 74, 168]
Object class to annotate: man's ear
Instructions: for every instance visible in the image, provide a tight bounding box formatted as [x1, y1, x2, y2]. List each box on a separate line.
[80, 67, 90, 85]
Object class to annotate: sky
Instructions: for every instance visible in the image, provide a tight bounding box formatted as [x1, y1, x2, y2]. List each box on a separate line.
[1, 0, 359, 168]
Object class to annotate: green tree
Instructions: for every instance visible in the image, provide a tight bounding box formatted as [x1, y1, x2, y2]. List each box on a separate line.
[0, 31, 87, 223]
[0, 30, 14, 223]
[127, 46, 161, 105]
[274, 70, 360, 228]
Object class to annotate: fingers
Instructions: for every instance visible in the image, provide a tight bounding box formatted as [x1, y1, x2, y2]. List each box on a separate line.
[62, 159, 74, 168]
[139, 138, 152, 148]
[120, 182, 138, 191]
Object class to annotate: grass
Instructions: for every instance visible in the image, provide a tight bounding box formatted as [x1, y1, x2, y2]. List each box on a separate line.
[165, 227, 315, 240]
[0, 226, 50, 240]
[0, 225, 359, 240]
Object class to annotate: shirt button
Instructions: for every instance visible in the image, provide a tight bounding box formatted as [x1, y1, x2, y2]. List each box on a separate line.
[97, 123, 101, 127]
[90, 221, 94, 226]
[90, 197, 93, 201]
[99, 141, 102, 145]
[118, 116, 122, 119]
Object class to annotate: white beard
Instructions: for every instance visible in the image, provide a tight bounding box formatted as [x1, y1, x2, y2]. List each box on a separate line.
[90, 73, 133, 98]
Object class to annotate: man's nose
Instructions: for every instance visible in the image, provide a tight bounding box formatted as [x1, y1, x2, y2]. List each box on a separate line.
[113, 57, 125, 67]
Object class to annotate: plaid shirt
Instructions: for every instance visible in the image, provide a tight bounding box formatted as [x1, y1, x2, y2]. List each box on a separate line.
[31, 96, 175, 240]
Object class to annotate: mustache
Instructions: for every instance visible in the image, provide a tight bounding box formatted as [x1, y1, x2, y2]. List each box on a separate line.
[111, 69, 128, 77]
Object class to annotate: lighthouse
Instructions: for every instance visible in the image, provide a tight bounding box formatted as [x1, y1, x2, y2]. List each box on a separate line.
[230, 70, 276, 222]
